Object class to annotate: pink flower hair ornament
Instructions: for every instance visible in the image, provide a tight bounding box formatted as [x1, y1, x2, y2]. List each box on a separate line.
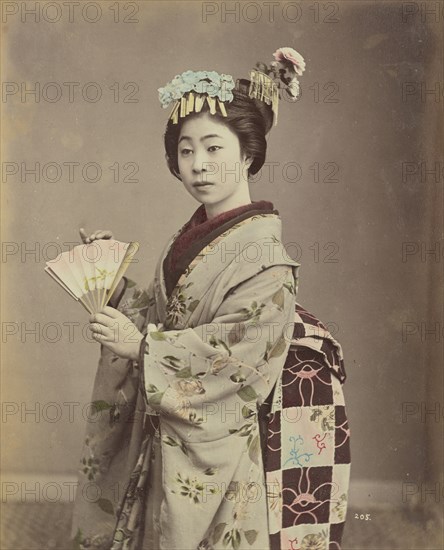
[265, 46, 306, 101]
[273, 47, 306, 76]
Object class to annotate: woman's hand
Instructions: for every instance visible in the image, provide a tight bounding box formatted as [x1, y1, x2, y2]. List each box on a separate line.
[89, 306, 144, 361]
[79, 227, 114, 244]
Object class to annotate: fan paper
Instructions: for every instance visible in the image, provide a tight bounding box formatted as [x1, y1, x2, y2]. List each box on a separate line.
[45, 240, 139, 314]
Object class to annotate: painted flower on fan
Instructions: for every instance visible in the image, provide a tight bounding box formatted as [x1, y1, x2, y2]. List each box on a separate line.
[273, 47, 306, 76]
[158, 70, 235, 108]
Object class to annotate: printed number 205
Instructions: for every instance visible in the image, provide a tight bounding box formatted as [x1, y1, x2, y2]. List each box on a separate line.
[354, 513, 371, 521]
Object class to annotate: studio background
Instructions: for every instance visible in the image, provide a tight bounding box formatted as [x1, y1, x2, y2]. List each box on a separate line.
[1, 1, 442, 548]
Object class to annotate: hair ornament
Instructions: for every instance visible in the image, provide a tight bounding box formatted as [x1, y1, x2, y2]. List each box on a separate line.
[158, 47, 306, 126]
[271, 46, 306, 100]
[158, 70, 235, 124]
[247, 69, 281, 126]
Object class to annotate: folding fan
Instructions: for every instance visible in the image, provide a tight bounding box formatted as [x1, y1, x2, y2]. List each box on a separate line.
[44, 240, 139, 314]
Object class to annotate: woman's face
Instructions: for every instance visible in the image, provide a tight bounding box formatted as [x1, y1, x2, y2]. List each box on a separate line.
[177, 111, 252, 209]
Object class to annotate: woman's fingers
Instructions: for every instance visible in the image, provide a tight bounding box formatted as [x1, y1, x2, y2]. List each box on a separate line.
[95, 230, 113, 240]
[90, 322, 106, 335]
[79, 228, 114, 244]
[100, 306, 120, 319]
[89, 308, 119, 322]
[89, 312, 114, 327]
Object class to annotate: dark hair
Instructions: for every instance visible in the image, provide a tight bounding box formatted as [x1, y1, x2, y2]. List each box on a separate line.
[163, 79, 274, 181]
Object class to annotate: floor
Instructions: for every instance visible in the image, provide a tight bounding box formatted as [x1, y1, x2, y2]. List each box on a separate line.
[1, 503, 443, 549]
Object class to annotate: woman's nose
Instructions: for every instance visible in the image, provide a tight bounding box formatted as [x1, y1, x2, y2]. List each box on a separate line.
[192, 150, 209, 173]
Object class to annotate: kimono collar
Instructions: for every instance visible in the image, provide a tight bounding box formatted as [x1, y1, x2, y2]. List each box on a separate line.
[170, 200, 275, 271]
[188, 200, 275, 228]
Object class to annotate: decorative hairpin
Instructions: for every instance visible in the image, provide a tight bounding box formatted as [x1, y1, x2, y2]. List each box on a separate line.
[158, 47, 306, 126]
[158, 70, 236, 124]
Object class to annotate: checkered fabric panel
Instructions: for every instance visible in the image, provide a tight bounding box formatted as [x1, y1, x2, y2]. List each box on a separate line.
[261, 303, 351, 550]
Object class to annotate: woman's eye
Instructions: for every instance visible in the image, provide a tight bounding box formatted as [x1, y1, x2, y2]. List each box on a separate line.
[208, 145, 221, 152]
[180, 148, 192, 156]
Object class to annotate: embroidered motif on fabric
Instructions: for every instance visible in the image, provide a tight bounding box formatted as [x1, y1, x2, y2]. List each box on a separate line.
[282, 435, 313, 468]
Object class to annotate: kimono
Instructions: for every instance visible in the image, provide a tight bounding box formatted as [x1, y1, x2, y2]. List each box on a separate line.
[71, 201, 350, 550]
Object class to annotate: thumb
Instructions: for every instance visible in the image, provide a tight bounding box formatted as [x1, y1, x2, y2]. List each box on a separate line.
[79, 228, 90, 243]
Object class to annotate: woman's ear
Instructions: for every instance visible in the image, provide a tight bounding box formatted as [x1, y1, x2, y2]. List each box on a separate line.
[165, 152, 182, 182]
[244, 155, 253, 169]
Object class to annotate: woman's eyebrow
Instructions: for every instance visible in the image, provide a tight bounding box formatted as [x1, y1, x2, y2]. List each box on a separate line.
[178, 134, 223, 144]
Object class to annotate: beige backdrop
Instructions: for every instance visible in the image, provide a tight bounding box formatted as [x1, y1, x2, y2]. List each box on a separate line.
[1, 0, 443, 535]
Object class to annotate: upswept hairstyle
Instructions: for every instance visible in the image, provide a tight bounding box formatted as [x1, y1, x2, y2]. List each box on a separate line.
[163, 79, 274, 181]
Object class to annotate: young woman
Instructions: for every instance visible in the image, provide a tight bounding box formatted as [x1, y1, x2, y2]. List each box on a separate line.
[71, 50, 350, 550]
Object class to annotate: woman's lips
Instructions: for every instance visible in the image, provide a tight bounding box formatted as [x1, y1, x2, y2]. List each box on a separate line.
[193, 182, 214, 188]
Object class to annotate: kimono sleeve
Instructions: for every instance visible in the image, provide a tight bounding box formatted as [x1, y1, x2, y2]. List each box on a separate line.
[70, 276, 159, 544]
[138, 264, 297, 442]
[112, 276, 158, 330]
[81, 276, 157, 434]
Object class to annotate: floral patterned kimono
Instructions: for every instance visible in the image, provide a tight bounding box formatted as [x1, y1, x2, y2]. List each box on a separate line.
[71, 200, 350, 550]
